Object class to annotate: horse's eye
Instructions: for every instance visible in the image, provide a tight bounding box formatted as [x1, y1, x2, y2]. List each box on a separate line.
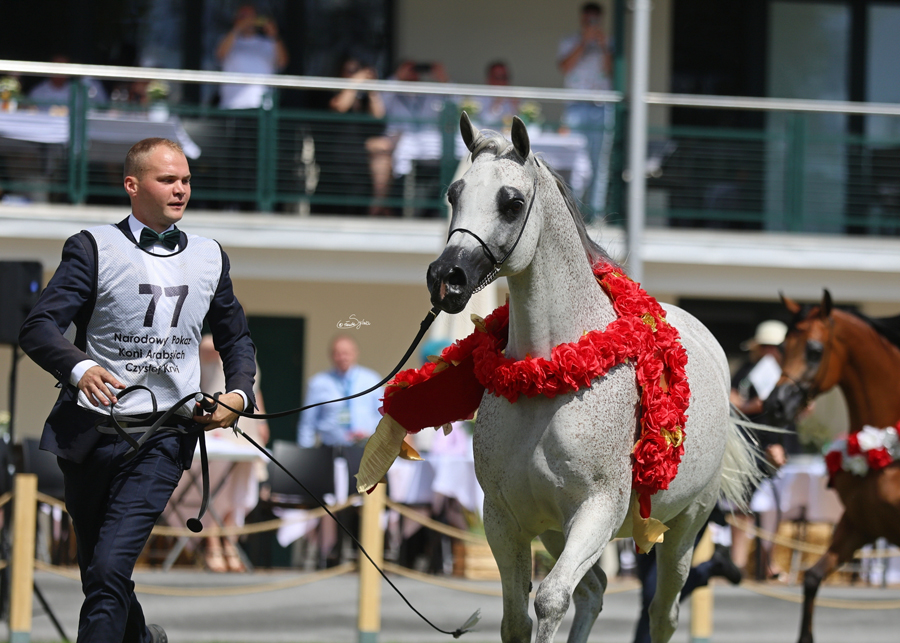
[806, 340, 824, 361]
[505, 200, 524, 216]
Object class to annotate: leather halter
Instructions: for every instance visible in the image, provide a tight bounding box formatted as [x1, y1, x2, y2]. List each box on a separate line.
[783, 315, 835, 406]
[445, 175, 539, 294]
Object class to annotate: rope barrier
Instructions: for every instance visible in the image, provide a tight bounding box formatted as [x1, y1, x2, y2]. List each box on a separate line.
[738, 580, 900, 610]
[385, 499, 488, 545]
[32, 489, 360, 538]
[382, 562, 640, 598]
[726, 516, 900, 559]
[33, 559, 357, 597]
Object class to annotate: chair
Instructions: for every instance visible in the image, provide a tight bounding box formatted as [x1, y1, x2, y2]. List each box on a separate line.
[266, 442, 335, 508]
[20, 438, 65, 499]
[333, 444, 365, 499]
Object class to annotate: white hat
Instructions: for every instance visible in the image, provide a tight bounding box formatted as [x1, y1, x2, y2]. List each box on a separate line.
[742, 320, 787, 350]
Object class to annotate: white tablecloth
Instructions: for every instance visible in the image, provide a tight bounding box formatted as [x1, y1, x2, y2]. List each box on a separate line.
[750, 455, 843, 524]
[0, 110, 201, 158]
[392, 128, 591, 194]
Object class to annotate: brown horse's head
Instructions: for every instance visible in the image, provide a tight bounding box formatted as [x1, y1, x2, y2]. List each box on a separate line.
[764, 289, 846, 426]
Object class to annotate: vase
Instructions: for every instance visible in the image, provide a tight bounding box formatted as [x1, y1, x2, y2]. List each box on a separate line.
[148, 102, 169, 122]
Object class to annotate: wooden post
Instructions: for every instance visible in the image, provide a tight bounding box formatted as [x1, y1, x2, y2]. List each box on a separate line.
[357, 483, 386, 643]
[10, 473, 38, 643]
[690, 527, 715, 643]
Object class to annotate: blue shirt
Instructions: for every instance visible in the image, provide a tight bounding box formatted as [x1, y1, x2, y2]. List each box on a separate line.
[297, 365, 384, 447]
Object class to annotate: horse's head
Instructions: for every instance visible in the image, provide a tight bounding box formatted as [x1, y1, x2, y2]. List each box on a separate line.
[426, 112, 544, 313]
[764, 289, 844, 425]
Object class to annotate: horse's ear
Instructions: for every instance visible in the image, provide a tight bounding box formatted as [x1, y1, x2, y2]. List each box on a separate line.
[511, 116, 531, 159]
[821, 289, 833, 317]
[779, 292, 801, 315]
[460, 111, 479, 152]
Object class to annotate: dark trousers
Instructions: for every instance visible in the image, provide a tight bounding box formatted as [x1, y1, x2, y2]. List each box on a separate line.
[58, 431, 185, 643]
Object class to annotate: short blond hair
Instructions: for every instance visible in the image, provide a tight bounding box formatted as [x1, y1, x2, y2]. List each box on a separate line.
[123, 138, 184, 180]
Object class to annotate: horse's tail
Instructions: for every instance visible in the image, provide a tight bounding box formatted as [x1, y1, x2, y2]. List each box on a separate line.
[718, 410, 766, 511]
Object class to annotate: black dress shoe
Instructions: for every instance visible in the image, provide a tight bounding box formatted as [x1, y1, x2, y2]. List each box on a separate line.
[148, 624, 168, 643]
[709, 550, 743, 585]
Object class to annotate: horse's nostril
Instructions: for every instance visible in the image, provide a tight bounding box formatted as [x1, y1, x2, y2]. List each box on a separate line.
[446, 267, 467, 287]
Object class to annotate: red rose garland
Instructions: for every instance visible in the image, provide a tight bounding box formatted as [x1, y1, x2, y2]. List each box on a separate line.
[383, 261, 690, 519]
[824, 422, 899, 480]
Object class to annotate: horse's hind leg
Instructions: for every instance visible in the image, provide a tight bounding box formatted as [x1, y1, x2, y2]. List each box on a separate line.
[484, 499, 534, 643]
[540, 530, 608, 643]
[650, 508, 711, 643]
[533, 498, 620, 643]
[798, 513, 866, 643]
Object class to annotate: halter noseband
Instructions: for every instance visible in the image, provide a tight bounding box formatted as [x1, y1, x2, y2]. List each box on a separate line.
[445, 175, 539, 294]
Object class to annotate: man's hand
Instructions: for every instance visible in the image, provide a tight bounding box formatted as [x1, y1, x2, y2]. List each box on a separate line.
[766, 443, 787, 469]
[193, 392, 245, 431]
[78, 365, 125, 407]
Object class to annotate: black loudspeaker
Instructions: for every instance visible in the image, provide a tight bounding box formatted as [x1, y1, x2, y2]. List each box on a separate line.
[0, 261, 43, 345]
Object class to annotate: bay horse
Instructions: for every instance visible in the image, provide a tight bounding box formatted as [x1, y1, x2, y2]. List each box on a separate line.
[765, 290, 900, 643]
[422, 114, 760, 643]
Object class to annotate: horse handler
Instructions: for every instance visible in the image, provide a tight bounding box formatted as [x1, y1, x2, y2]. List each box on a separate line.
[19, 137, 258, 643]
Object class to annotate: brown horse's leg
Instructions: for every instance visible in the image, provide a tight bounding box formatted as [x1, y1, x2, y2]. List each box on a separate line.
[797, 514, 867, 643]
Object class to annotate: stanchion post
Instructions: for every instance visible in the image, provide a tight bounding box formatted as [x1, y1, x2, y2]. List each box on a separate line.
[358, 483, 386, 643]
[10, 473, 38, 643]
[690, 526, 715, 643]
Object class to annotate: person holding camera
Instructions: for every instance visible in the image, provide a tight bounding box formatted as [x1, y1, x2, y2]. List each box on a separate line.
[216, 4, 288, 109]
[557, 2, 614, 216]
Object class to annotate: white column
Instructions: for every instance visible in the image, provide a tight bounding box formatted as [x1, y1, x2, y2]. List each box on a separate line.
[627, 0, 652, 284]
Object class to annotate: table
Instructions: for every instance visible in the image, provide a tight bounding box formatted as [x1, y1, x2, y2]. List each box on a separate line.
[161, 436, 265, 571]
[392, 128, 590, 193]
[0, 109, 201, 158]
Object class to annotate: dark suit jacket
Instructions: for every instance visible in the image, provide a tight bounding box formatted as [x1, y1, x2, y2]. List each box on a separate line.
[19, 218, 257, 463]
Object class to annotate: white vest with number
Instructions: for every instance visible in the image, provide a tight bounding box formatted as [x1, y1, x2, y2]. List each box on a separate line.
[79, 224, 222, 417]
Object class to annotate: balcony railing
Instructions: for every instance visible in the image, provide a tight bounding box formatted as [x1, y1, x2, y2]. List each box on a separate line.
[3, 60, 900, 236]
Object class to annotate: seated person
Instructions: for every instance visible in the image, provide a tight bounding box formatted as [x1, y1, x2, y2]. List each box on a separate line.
[29, 54, 107, 110]
[470, 60, 518, 130]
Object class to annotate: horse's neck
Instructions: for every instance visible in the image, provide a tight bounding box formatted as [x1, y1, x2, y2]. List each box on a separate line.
[835, 313, 900, 431]
[505, 216, 616, 361]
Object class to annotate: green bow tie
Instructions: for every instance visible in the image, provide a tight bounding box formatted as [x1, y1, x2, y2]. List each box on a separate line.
[138, 227, 180, 251]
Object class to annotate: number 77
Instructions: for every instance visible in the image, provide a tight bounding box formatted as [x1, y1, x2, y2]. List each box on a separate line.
[139, 283, 189, 327]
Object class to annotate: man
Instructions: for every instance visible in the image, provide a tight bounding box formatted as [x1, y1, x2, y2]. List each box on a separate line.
[216, 4, 288, 109]
[557, 2, 614, 216]
[472, 60, 519, 130]
[297, 334, 382, 447]
[19, 137, 257, 643]
[29, 53, 108, 109]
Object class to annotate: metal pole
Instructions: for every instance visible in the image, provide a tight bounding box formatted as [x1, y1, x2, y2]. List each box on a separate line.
[627, 0, 651, 285]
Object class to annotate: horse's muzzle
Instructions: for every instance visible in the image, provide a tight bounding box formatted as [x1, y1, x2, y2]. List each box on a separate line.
[762, 381, 804, 427]
[426, 246, 492, 314]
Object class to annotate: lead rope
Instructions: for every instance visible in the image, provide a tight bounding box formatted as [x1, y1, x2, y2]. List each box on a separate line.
[105, 306, 482, 637]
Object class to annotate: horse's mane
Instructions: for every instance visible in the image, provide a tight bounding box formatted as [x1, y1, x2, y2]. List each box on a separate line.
[469, 128, 620, 272]
[849, 310, 900, 354]
[791, 305, 900, 354]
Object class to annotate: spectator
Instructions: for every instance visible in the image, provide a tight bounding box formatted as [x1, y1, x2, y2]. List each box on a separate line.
[29, 54, 108, 109]
[729, 319, 797, 578]
[297, 334, 382, 448]
[470, 60, 518, 130]
[216, 4, 288, 110]
[197, 334, 269, 572]
[382, 60, 450, 137]
[557, 2, 614, 216]
[323, 56, 392, 217]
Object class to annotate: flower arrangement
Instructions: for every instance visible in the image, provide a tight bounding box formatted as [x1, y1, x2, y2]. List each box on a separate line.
[146, 80, 170, 102]
[824, 423, 899, 479]
[382, 261, 690, 520]
[459, 97, 482, 116]
[518, 100, 543, 125]
[0, 76, 21, 111]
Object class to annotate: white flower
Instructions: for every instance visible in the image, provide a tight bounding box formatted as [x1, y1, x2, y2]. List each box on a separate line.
[844, 454, 869, 476]
[884, 427, 899, 458]
[857, 425, 885, 452]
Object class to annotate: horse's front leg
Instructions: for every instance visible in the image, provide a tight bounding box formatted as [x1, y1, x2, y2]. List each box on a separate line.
[533, 497, 621, 643]
[484, 498, 534, 643]
[798, 513, 866, 643]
